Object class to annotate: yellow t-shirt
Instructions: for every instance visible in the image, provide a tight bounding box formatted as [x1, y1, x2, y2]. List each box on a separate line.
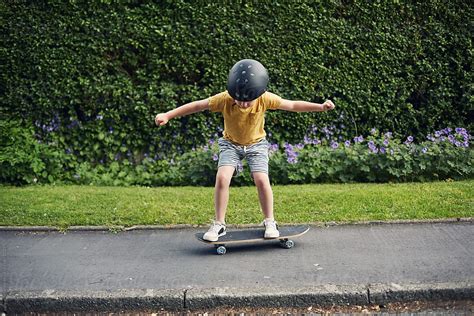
[208, 91, 282, 146]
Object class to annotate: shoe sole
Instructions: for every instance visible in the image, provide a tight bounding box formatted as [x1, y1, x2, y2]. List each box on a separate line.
[264, 234, 280, 239]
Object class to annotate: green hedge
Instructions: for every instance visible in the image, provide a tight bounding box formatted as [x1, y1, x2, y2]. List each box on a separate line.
[1, 1, 472, 184]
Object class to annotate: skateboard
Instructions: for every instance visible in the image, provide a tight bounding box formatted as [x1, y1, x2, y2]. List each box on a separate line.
[195, 225, 310, 255]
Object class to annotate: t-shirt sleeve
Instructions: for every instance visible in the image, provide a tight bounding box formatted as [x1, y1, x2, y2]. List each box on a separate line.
[262, 92, 282, 110]
[208, 91, 232, 112]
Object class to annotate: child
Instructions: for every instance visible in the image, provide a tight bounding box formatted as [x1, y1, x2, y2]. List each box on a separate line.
[155, 59, 335, 241]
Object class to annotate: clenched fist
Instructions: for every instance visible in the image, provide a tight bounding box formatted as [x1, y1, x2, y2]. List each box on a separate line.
[155, 113, 169, 126]
[322, 100, 335, 111]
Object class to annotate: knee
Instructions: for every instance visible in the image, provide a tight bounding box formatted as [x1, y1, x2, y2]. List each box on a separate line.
[216, 174, 231, 188]
[215, 168, 234, 188]
[253, 172, 270, 189]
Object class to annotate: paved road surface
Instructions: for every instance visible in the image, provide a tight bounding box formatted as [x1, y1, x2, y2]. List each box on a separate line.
[1, 222, 473, 312]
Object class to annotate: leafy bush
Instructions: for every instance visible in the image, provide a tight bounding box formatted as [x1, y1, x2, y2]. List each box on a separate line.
[38, 127, 469, 186]
[0, 117, 471, 186]
[268, 127, 473, 184]
[0, 120, 63, 184]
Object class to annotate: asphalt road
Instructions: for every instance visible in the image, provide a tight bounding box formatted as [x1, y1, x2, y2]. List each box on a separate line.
[1, 221, 473, 312]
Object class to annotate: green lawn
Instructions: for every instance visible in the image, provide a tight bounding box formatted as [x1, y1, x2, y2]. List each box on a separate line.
[0, 180, 472, 229]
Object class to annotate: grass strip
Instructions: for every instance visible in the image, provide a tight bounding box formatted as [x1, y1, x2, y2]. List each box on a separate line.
[0, 180, 472, 228]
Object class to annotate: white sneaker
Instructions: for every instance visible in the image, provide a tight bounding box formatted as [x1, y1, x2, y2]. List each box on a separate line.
[203, 221, 226, 242]
[263, 218, 280, 239]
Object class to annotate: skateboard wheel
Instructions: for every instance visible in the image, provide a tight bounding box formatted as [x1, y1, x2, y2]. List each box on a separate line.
[281, 239, 294, 249]
[216, 246, 227, 255]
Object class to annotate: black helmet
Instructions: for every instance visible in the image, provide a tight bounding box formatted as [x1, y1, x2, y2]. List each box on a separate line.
[227, 59, 269, 101]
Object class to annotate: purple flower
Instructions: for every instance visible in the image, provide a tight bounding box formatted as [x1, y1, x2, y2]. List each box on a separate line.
[455, 128, 470, 145]
[330, 141, 339, 149]
[368, 141, 378, 153]
[383, 139, 389, 146]
[322, 126, 334, 136]
[354, 135, 364, 143]
[455, 127, 465, 133]
[422, 147, 428, 154]
[344, 140, 351, 147]
[41, 115, 61, 133]
[213, 154, 219, 161]
[443, 128, 453, 134]
[448, 134, 455, 144]
[284, 143, 299, 164]
[404, 136, 414, 145]
[370, 128, 377, 135]
[269, 143, 279, 153]
[296, 143, 305, 150]
[380, 147, 386, 154]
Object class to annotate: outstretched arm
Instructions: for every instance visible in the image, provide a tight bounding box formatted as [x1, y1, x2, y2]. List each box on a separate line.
[278, 99, 335, 112]
[155, 98, 210, 126]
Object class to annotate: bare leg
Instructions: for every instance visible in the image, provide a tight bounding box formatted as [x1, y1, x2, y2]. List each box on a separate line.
[214, 166, 235, 223]
[252, 172, 274, 220]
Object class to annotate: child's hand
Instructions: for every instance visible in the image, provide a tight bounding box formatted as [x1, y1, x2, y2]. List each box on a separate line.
[323, 100, 335, 111]
[155, 113, 169, 126]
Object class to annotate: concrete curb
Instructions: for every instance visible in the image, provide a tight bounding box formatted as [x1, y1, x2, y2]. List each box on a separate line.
[0, 217, 472, 232]
[3, 289, 184, 313]
[368, 282, 474, 304]
[3, 282, 472, 313]
[185, 285, 368, 309]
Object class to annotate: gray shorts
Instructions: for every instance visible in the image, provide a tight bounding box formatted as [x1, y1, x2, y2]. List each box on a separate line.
[218, 138, 269, 175]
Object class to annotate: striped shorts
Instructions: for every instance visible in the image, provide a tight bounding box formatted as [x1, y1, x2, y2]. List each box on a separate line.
[217, 138, 269, 175]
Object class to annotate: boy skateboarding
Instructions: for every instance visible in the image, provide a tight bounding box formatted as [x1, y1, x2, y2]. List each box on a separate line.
[155, 59, 335, 241]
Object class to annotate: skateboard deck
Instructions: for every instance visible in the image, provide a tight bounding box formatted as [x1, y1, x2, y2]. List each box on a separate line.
[195, 225, 310, 255]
